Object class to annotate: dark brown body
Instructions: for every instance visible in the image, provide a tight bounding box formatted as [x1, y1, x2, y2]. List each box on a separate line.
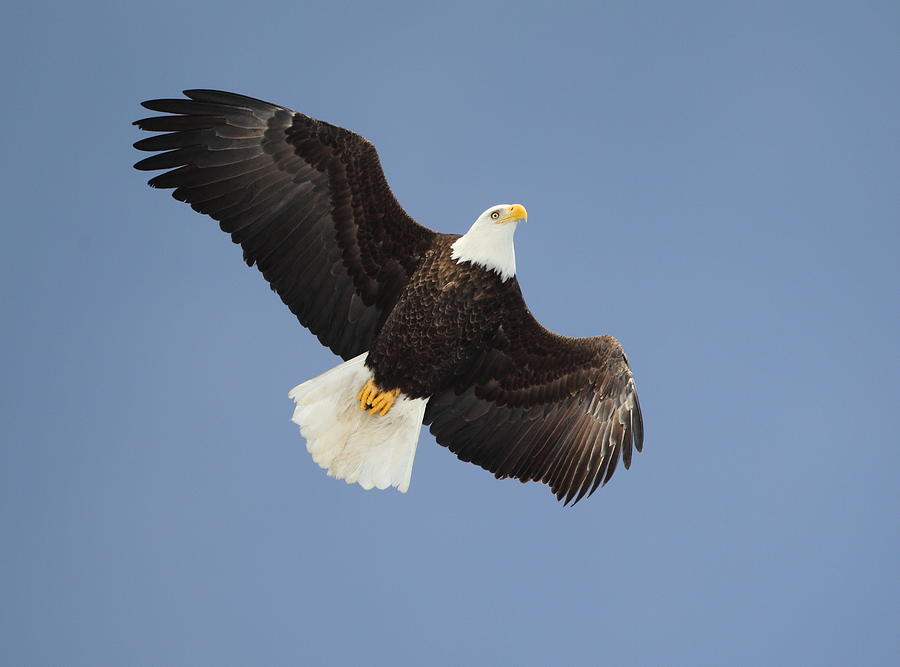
[366, 235, 514, 398]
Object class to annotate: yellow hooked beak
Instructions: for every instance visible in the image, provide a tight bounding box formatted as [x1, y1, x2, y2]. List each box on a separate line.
[503, 203, 528, 223]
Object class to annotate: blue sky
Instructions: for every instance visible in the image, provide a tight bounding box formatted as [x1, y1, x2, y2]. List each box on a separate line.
[2, 1, 898, 665]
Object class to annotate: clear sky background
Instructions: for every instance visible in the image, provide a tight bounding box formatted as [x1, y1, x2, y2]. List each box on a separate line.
[2, 1, 898, 665]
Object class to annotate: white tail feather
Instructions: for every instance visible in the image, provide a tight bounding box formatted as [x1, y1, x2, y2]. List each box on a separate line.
[288, 353, 427, 493]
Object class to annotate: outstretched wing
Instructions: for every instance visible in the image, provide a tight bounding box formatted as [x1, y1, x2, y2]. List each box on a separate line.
[134, 90, 436, 359]
[424, 289, 643, 505]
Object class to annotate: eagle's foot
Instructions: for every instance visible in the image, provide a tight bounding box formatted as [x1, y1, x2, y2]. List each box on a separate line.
[358, 379, 400, 416]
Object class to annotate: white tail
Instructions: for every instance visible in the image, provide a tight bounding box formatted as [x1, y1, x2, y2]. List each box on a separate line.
[288, 353, 427, 493]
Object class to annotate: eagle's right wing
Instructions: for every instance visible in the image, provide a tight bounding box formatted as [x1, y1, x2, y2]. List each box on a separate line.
[134, 89, 436, 359]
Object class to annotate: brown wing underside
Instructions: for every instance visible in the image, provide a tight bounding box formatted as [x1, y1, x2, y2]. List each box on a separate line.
[134, 89, 435, 359]
[425, 292, 644, 505]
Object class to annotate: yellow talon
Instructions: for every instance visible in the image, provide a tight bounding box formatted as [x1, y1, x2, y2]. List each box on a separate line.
[357, 379, 400, 416]
[358, 378, 377, 411]
[369, 388, 400, 416]
[357, 380, 367, 409]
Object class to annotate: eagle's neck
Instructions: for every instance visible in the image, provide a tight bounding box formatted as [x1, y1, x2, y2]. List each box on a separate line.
[450, 220, 518, 282]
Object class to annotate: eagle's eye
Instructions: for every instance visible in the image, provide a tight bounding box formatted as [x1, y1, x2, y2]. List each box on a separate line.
[490, 211, 501, 220]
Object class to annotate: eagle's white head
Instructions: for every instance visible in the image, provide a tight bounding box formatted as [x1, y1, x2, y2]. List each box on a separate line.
[450, 203, 527, 282]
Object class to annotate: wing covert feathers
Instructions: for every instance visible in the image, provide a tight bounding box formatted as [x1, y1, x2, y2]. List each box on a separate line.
[425, 301, 644, 505]
[133, 89, 435, 360]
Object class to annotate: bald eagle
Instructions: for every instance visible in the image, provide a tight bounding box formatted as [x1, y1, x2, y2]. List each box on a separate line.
[133, 90, 643, 504]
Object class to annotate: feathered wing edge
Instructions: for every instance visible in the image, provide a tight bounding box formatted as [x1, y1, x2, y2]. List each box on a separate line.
[424, 303, 644, 505]
[133, 89, 435, 360]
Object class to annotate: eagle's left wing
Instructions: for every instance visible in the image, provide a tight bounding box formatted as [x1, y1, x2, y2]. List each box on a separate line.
[424, 289, 643, 505]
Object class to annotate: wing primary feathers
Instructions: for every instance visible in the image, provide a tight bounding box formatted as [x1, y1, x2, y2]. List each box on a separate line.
[133, 89, 435, 361]
[427, 325, 644, 504]
[133, 115, 225, 132]
[632, 390, 644, 452]
[183, 89, 284, 113]
[570, 420, 607, 505]
[621, 415, 634, 471]
[560, 413, 600, 505]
